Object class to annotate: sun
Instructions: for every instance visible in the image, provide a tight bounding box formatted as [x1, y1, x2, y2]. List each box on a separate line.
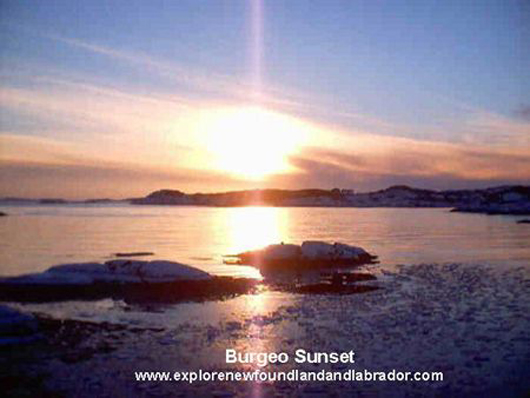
[201, 106, 306, 180]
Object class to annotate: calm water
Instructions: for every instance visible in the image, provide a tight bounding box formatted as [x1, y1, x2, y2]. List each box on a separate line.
[0, 204, 529, 277]
[3, 204, 528, 398]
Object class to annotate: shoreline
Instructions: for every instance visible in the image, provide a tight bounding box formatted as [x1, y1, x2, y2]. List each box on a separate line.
[2, 262, 529, 397]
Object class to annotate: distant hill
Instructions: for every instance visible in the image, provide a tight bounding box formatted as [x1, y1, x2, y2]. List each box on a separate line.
[0, 197, 129, 205]
[2, 185, 528, 214]
[131, 185, 530, 214]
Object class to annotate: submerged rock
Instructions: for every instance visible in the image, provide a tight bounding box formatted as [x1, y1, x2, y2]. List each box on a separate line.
[0, 305, 39, 346]
[225, 241, 378, 270]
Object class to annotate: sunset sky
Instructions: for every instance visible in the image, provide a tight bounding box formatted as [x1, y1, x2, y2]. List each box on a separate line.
[1, 0, 529, 199]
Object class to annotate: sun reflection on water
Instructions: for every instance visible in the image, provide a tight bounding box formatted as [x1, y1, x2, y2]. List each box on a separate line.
[224, 206, 289, 255]
[222, 207, 287, 392]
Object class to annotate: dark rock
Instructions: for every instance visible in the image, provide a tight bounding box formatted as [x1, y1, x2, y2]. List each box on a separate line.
[0, 277, 258, 304]
[0, 305, 40, 346]
[452, 202, 530, 215]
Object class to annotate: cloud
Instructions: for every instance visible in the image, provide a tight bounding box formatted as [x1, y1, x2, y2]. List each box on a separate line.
[0, 133, 263, 198]
[0, 159, 253, 199]
[269, 138, 530, 191]
[44, 33, 311, 112]
[514, 105, 530, 121]
[0, 80, 212, 169]
[1, 128, 529, 198]
[462, 112, 530, 147]
[2, 24, 400, 134]
[8, 25, 530, 148]
[0, 81, 191, 137]
[1, 26, 529, 197]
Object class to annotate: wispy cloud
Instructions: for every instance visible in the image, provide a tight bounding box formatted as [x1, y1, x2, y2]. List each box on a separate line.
[0, 134, 248, 198]
[1, 24, 529, 196]
[514, 104, 530, 121]
[270, 135, 530, 190]
[462, 111, 530, 147]
[4, 24, 401, 132]
[45, 32, 310, 111]
[0, 80, 191, 137]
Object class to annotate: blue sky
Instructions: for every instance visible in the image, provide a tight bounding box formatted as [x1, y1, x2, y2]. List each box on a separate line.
[1, 0, 529, 197]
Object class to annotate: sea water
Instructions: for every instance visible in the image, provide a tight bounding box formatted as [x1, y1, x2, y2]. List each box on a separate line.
[0, 204, 528, 277]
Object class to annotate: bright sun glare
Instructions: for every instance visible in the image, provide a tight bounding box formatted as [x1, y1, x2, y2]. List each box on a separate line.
[203, 106, 307, 180]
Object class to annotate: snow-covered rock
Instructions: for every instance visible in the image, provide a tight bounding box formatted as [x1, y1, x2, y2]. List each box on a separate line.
[227, 241, 377, 269]
[2, 260, 212, 285]
[301, 241, 369, 261]
[330, 242, 367, 260]
[300, 241, 335, 260]
[4, 266, 98, 285]
[118, 260, 211, 282]
[261, 244, 301, 260]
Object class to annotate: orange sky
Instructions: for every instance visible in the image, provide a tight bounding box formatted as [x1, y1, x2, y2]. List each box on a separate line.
[1, 2, 529, 198]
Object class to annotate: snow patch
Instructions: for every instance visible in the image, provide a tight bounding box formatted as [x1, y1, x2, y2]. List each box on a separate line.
[2, 260, 212, 285]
